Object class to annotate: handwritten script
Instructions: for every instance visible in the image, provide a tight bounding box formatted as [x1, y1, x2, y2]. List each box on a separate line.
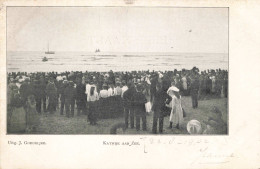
[102, 137, 235, 165]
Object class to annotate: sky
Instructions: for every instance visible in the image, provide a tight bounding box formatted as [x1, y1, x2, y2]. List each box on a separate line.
[7, 7, 228, 53]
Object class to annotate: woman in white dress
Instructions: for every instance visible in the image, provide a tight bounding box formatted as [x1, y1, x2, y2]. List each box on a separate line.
[167, 86, 184, 129]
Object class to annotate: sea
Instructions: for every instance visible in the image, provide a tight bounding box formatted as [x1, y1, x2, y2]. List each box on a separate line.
[7, 51, 228, 73]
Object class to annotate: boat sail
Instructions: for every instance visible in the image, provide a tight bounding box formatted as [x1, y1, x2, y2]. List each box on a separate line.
[45, 43, 55, 54]
[95, 49, 100, 53]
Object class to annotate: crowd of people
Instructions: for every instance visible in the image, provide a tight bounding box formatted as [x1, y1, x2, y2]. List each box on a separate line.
[7, 67, 228, 134]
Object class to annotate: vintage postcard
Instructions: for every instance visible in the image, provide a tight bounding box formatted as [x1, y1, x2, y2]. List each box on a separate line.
[0, 0, 259, 169]
[6, 6, 228, 135]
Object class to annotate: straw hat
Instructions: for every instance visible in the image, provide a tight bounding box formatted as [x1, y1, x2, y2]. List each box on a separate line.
[187, 120, 202, 135]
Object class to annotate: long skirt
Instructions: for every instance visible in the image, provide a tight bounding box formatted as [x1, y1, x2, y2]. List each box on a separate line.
[88, 101, 98, 124]
[114, 96, 124, 117]
[99, 98, 109, 119]
[47, 95, 57, 113]
[27, 103, 40, 129]
[108, 96, 116, 118]
[169, 106, 184, 127]
[8, 107, 26, 133]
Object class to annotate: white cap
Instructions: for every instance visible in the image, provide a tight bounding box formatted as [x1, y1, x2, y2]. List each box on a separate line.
[167, 86, 179, 94]
[56, 76, 63, 81]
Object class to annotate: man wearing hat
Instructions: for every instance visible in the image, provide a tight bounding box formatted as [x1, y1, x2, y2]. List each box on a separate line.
[152, 80, 172, 134]
[39, 75, 47, 113]
[150, 74, 158, 103]
[59, 79, 68, 115]
[123, 81, 136, 128]
[132, 83, 147, 131]
[33, 79, 44, 114]
[46, 76, 57, 114]
[76, 77, 86, 116]
[64, 81, 76, 117]
[190, 74, 200, 109]
[19, 77, 33, 106]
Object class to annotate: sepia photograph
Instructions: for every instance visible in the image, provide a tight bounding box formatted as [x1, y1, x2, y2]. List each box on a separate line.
[6, 7, 228, 135]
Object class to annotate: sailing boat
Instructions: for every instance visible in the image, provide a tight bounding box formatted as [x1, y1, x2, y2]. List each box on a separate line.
[95, 49, 100, 53]
[42, 56, 48, 62]
[45, 43, 55, 54]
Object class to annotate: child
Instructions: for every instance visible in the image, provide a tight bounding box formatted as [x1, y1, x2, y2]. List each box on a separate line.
[167, 86, 184, 129]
